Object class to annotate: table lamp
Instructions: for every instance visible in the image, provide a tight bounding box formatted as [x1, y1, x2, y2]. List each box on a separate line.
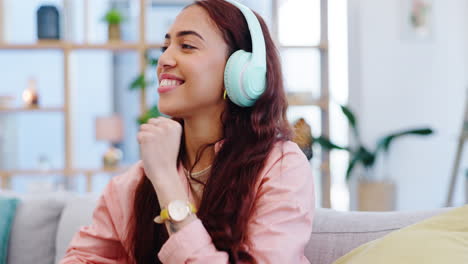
[95, 115, 124, 168]
[22, 78, 39, 108]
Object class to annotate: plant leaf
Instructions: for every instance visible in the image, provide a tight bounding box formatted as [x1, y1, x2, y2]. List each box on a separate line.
[346, 147, 375, 181]
[130, 74, 145, 90]
[137, 105, 161, 125]
[149, 58, 159, 66]
[376, 127, 434, 153]
[357, 146, 375, 168]
[340, 105, 361, 140]
[103, 9, 124, 24]
[340, 105, 357, 130]
[313, 136, 348, 151]
[346, 155, 360, 181]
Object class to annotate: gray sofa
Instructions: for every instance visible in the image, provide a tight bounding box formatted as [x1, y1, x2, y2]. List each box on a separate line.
[2, 191, 450, 264]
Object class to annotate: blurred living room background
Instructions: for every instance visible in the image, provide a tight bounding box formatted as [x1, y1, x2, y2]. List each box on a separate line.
[0, 0, 466, 212]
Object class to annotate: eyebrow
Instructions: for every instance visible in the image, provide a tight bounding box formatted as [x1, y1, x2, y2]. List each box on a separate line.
[165, 30, 205, 41]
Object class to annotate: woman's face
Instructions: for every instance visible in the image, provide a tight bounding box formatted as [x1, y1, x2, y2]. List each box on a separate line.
[156, 5, 229, 118]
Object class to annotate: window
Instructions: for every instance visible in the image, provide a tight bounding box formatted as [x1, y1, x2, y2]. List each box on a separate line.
[274, 0, 349, 210]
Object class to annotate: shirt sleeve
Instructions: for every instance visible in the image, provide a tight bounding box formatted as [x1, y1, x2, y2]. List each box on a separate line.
[245, 145, 315, 263]
[60, 178, 127, 264]
[158, 142, 315, 264]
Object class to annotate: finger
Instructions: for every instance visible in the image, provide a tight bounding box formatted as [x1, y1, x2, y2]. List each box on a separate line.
[140, 123, 157, 131]
[140, 122, 167, 133]
[147, 117, 164, 125]
[148, 119, 175, 131]
[149, 116, 176, 126]
[137, 131, 155, 144]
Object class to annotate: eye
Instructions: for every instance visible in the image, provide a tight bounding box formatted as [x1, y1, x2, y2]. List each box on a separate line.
[161, 46, 168, 53]
[181, 44, 196, 50]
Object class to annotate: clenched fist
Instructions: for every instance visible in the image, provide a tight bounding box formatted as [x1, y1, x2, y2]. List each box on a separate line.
[137, 117, 183, 187]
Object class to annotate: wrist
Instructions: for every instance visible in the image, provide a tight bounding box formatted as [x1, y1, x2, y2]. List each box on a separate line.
[149, 166, 178, 181]
[150, 168, 180, 190]
[154, 188, 188, 210]
[165, 214, 197, 235]
[150, 171, 187, 209]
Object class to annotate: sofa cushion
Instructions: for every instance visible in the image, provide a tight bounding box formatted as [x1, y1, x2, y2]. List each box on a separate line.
[332, 205, 468, 264]
[306, 207, 451, 264]
[55, 194, 99, 263]
[0, 197, 19, 264]
[0, 191, 72, 264]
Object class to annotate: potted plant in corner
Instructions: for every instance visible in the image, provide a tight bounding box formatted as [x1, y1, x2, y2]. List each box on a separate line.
[103, 8, 124, 41]
[314, 105, 434, 211]
[129, 54, 162, 124]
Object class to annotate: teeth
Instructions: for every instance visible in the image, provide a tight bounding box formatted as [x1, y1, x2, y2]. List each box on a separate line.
[160, 79, 183, 87]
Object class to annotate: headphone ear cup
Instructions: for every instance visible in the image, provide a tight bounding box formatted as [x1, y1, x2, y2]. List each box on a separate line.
[224, 50, 256, 107]
[244, 65, 267, 101]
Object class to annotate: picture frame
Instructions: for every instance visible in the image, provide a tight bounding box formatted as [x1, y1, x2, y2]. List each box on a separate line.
[400, 0, 434, 41]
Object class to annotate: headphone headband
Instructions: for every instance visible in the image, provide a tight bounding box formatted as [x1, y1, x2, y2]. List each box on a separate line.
[223, 0, 267, 107]
[225, 0, 266, 69]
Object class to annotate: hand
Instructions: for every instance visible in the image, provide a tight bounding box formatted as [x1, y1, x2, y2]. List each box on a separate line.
[137, 117, 182, 187]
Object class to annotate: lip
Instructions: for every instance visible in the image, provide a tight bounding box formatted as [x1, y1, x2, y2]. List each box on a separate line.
[158, 84, 180, 93]
[159, 73, 185, 82]
[158, 73, 185, 94]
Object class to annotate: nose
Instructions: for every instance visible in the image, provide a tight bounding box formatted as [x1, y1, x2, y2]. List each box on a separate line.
[157, 46, 176, 70]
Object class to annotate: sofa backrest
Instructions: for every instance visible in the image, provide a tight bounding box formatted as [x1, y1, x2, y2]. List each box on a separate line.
[3, 190, 451, 264]
[55, 198, 451, 264]
[307, 207, 451, 264]
[55, 195, 98, 263]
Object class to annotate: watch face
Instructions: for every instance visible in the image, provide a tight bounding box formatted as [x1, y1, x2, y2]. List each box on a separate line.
[168, 200, 189, 222]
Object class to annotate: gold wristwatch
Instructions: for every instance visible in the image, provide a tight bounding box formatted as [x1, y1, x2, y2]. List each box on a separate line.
[154, 200, 197, 224]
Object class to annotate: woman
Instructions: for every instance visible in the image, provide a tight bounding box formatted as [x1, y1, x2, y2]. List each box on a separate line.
[61, 0, 315, 263]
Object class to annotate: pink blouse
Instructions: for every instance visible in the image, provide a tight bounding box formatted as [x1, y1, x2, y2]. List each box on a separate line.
[61, 141, 315, 263]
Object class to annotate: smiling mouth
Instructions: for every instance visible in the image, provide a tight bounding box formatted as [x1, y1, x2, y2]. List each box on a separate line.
[159, 79, 185, 87]
[157, 79, 185, 93]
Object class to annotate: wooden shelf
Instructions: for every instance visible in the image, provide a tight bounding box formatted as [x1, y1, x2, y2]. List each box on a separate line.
[0, 166, 130, 176]
[0, 42, 163, 51]
[287, 92, 327, 108]
[72, 42, 163, 50]
[146, 43, 164, 50]
[0, 0, 150, 193]
[0, 106, 65, 112]
[280, 43, 328, 50]
[0, 41, 65, 50]
[72, 42, 138, 50]
[0, 166, 130, 192]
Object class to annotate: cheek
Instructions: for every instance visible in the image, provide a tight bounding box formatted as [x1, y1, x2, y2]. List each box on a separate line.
[186, 57, 226, 94]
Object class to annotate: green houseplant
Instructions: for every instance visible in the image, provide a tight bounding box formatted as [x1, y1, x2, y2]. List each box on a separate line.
[314, 105, 434, 211]
[129, 54, 161, 125]
[103, 8, 124, 41]
[314, 105, 434, 181]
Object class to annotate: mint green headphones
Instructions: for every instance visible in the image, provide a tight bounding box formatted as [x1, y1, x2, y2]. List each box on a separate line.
[224, 0, 267, 107]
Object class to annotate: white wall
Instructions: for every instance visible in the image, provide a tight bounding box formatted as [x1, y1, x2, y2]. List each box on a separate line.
[348, 0, 468, 210]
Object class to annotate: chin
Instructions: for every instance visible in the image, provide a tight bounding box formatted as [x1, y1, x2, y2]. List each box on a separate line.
[158, 96, 220, 118]
[158, 106, 177, 117]
[158, 102, 185, 118]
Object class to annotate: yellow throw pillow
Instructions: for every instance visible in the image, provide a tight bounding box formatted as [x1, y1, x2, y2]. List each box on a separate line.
[333, 205, 468, 264]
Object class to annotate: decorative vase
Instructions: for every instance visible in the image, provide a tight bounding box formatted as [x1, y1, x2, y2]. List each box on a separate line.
[102, 146, 123, 168]
[357, 179, 396, 211]
[37, 5, 60, 40]
[108, 24, 121, 41]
